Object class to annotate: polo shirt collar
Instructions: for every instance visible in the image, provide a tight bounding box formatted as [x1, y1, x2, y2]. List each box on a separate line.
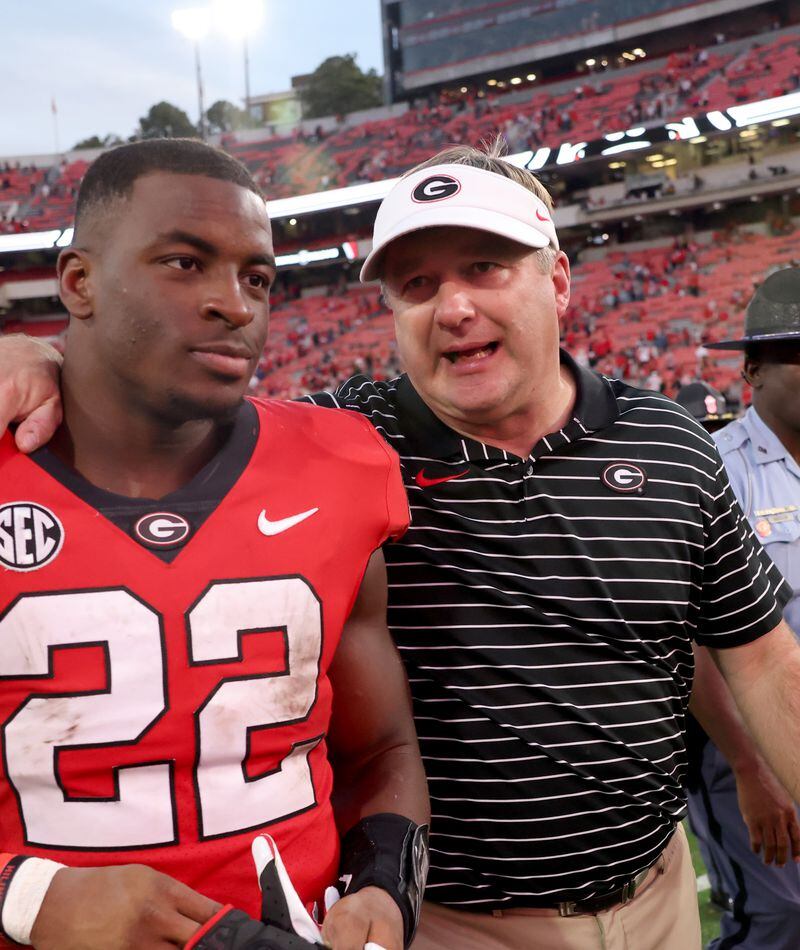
[395, 349, 619, 463]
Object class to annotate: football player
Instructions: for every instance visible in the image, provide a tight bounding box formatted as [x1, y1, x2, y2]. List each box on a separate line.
[0, 140, 429, 950]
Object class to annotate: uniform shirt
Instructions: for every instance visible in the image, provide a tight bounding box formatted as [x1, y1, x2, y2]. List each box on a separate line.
[715, 406, 800, 634]
[307, 354, 790, 909]
[0, 398, 409, 917]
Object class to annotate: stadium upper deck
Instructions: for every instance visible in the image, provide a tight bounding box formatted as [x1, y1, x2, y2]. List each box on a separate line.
[2, 24, 798, 239]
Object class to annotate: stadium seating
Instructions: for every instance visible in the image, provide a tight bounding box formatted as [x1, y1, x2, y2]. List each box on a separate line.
[231, 229, 800, 403]
[8, 28, 799, 232]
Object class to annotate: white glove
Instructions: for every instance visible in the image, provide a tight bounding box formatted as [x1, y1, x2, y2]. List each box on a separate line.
[251, 835, 388, 950]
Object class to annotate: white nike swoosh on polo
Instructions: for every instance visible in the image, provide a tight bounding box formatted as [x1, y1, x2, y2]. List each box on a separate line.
[257, 507, 319, 537]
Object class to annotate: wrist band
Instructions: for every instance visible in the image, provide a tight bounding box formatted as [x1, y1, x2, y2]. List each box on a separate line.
[338, 814, 429, 948]
[0, 856, 66, 945]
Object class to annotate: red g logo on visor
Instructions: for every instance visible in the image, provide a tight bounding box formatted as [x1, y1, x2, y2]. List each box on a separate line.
[412, 175, 461, 202]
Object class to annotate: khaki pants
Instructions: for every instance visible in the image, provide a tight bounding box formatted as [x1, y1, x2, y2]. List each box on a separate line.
[412, 824, 701, 950]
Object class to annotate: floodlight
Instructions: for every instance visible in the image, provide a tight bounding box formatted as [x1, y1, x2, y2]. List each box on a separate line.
[212, 0, 264, 40]
[171, 6, 212, 42]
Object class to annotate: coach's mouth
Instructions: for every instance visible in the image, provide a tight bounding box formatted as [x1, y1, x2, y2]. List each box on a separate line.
[443, 341, 500, 366]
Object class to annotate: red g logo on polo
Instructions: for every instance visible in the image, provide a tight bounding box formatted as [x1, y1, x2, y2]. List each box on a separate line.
[601, 463, 647, 494]
[412, 175, 461, 202]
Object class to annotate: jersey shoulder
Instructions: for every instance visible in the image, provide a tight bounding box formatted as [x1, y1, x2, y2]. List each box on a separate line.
[249, 396, 398, 468]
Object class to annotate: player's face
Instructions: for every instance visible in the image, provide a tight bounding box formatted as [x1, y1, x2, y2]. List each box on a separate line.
[751, 341, 800, 433]
[381, 227, 570, 431]
[78, 172, 275, 423]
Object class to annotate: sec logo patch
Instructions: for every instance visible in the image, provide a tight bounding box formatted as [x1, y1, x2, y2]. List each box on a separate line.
[601, 462, 647, 494]
[0, 502, 64, 572]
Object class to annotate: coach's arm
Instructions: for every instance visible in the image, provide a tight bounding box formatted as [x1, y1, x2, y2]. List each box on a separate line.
[711, 621, 800, 806]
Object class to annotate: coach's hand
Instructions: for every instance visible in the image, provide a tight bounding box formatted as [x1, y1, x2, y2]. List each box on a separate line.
[734, 754, 800, 867]
[0, 334, 62, 453]
[320, 886, 402, 950]
[30, 864, 221, 949]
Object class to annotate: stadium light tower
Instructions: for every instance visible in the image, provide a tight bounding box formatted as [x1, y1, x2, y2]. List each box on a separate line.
[171, 5, 212, 139]
[212, 0, 264, 116]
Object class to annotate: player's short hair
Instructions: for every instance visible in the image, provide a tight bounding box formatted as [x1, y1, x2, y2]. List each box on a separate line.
[74, 138, 263, 233]
[406, 139, 557, 274]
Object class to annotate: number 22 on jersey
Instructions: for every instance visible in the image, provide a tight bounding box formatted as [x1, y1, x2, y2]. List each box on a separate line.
[0, 577, 322, 849]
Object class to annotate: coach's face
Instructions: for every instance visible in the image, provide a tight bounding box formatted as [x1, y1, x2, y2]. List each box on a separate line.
[382, 226, 570, 432]
[59, 171, 275, 422]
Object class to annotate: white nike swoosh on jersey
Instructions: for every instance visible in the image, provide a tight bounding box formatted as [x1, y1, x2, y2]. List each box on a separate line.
[257, 507, 319, 536]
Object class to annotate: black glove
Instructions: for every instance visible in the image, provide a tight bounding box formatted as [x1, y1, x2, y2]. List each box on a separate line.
[186, 906, 319, 950]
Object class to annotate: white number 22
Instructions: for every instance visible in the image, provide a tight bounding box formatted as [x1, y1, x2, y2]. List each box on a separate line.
[0, 578, 322, 849]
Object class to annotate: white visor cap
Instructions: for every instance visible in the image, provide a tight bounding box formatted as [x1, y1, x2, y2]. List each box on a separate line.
[360, 162, 558, 283]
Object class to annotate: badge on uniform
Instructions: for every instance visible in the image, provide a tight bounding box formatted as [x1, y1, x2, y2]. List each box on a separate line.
[754, 519, 772, 538]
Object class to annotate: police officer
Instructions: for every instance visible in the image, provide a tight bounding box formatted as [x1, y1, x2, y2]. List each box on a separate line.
[688, 267, 800, 949]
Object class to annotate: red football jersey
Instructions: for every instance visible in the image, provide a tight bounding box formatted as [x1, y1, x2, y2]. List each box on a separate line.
[0, 399, 408, 917]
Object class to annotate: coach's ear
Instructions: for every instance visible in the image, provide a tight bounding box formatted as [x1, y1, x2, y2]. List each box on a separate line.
[57, 247, 94, 321]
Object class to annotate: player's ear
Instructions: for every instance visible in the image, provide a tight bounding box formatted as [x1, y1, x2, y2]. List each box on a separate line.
[57, 247, 94, 321]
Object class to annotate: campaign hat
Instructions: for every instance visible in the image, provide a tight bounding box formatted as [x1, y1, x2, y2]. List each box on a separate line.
[707, 267, 800, 349]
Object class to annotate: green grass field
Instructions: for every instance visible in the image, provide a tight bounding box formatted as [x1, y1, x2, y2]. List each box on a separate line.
[686, 821, 723, 946]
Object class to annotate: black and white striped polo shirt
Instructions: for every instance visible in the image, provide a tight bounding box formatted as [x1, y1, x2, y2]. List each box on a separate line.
[306, 353, 789, 909]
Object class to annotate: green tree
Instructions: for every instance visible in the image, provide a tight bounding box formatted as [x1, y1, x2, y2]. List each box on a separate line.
[137, 101, 197, 139]
[72, 133, 124, 150]
[300, 54, 382, 119]
[205, 99, 254, 134]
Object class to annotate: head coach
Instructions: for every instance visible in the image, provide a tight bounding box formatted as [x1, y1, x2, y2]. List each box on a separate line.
[2, 142, 798, 950]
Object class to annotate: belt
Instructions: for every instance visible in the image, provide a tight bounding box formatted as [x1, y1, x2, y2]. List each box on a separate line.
[490, 839, 669, 919]
[555, 859, 658, 917]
